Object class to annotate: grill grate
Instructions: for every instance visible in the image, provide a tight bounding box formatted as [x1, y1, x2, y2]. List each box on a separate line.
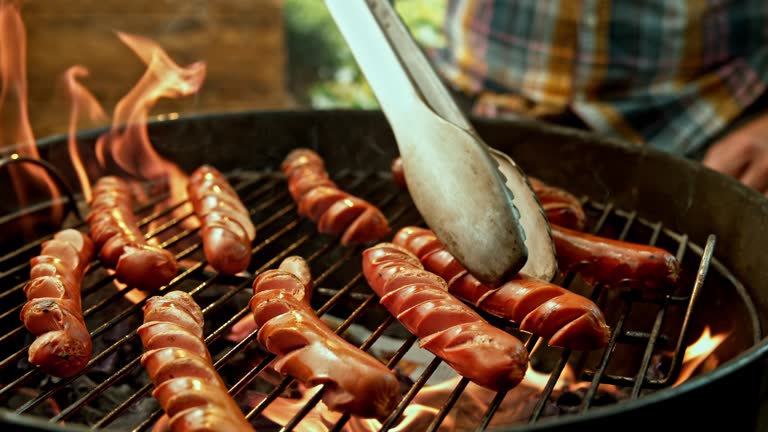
[0, 168, 720, 431]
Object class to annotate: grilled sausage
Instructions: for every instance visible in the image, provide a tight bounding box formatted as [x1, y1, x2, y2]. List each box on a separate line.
[282, 148, 391, 245]
[88, 176, 178, 291]
[362, 243, 528, 391]
[393, 227, 610, 350]
[22, 229, 95, 377]
[249, 256, 399, 418]
[552, 224, 680, 297]
[528, 177, 587, 231]
[139, 291, 254, 432]
[187, 165, 256, 275]
[391, 156, 406, 188]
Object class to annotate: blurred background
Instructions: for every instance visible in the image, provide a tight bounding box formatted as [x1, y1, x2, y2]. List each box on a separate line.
[21, 0, 447, 138]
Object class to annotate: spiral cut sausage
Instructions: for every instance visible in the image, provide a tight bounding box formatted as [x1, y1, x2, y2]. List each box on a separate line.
[552, 224, 681, 298]
[139, 291, 254, 432]
[249, 256, 399, 418]
[22, 229, 95, 377]
[393, 227, 609, 350]
[528, 177, 587, 231]
[362, 243, 529, 390]
[282, 148, 391, 245]
[187, 165, 256, 275]
[88, 176, 178, 291]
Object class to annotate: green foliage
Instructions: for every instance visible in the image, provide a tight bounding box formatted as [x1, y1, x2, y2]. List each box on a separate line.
[283, 0, 447, 109]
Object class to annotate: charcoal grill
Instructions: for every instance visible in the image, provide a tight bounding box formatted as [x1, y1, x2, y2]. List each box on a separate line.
[1, 110, 767, 431]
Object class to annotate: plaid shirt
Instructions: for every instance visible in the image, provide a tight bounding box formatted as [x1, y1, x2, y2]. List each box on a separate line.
[432, 0, 768, 156]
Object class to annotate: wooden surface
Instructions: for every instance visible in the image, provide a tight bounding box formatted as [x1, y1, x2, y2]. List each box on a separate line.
[18, 0, 290, 139]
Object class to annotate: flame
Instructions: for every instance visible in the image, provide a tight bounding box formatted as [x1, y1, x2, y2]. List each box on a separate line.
[250, 365, 576, 432]
[674, 326, 727, 386]
[111, 278, 149, 305]
[0, 2, 62, 229]
[94, 32, 204, 223]
[63, 66, 107, 203]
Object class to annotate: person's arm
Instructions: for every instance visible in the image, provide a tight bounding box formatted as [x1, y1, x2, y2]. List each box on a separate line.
[702, 112, 768, 195]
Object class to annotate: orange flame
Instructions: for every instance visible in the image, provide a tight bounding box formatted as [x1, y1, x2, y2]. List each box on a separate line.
[95, 32, 203, 200]
[0, 2, 62, 229]
[63, 66, 107, 203]
[674, 326, 727, 386]
[111, 278, 149, 305]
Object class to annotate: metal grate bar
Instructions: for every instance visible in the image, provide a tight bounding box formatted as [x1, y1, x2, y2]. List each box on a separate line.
[380, 357, 443, 432]
[426, 378, 470, 432]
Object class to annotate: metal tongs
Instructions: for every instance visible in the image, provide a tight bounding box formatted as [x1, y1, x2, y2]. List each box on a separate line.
[325, 0, 556, 283]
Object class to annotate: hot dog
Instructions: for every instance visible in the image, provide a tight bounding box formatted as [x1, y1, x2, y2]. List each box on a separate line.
[362, 243, 528, 391]
[249, 256, 399, 418]
[282, 149, 391, 245]
[552, 224, 680, 297]
[528, 177, 586, 231]
[393, 227, 610, 350]
[187, 165, 256, 275]
[139, 291, 254, 432]
[88, 176, 178, 291]
[22, 229, 95, 377]
[390, 156, 406, 189]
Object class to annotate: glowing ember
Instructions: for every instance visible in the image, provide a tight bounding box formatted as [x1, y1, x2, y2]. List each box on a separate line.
[63, 66, 108, 203]
[111, 278, 149, 305]
[674, 326, 727, 386]
[0, 2, 62, 231]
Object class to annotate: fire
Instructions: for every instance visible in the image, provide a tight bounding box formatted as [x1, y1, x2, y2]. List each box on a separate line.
[63, 66, 107, 203]
[250, 364, 576, 432]
[674, 326, 727, 386]
[111, 278, 149, 305]
[93, 32, 205, 227]
[0, 2, 63, 232]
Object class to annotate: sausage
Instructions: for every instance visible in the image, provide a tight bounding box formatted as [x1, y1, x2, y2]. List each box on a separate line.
[139, 291, 255, 432]
[187, 165, 256, 275]
[22, 229, 95, 377]
[393, 227, 610, 350]
[552, 224, 681, 297]
[390, 156, 406, 188]
[249, 256, 399, 418]
[282, 149, 391, 245]
[88, 176, 178, 291]
[361, 243, 528, 391]
[528, 177, 587, 231]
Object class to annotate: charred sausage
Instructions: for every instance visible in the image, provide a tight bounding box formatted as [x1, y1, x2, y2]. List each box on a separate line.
[88, 176, 178, 291]
[282, 149, 391, 245]
[139, 291, 254, 432]
[22, 229, 95, 377]
[187, 165, 256, 275]
[362, 243, 528, 391]
[552, 224, 680, 297]
[249, 256, 399, 418]
[393, 227, 610, 350]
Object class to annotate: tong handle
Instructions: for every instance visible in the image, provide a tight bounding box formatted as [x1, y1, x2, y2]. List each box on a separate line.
[363, 0, 472, 130]
[324, 0, 429, 126]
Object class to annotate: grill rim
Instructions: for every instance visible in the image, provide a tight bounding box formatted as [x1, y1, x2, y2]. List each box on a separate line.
[2, 109, 767, 431]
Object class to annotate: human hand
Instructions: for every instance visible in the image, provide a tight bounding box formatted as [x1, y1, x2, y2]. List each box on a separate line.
[702, 112, 768, 195]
